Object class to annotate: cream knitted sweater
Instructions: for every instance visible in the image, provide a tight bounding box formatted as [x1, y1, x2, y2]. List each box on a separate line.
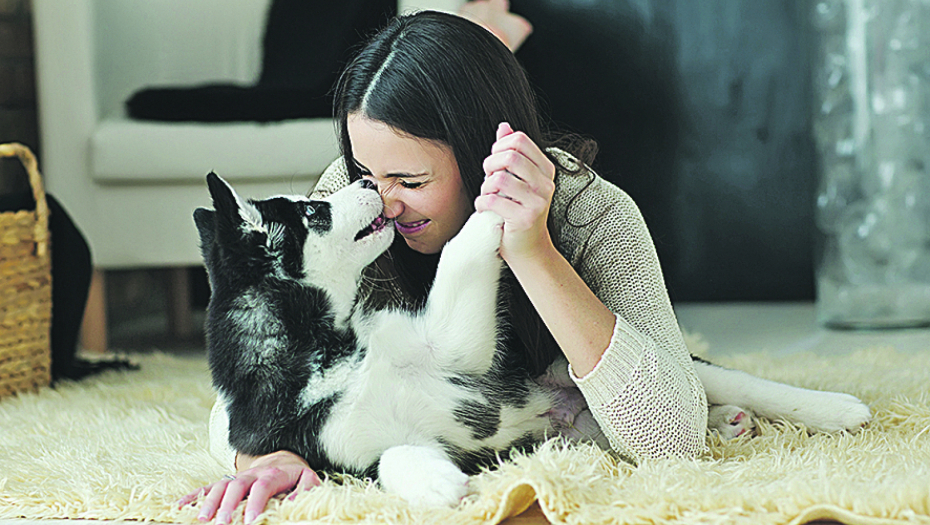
[209, 151, 708, 467]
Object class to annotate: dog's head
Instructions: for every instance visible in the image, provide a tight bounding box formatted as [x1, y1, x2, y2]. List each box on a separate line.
[194, 172, 393, 292]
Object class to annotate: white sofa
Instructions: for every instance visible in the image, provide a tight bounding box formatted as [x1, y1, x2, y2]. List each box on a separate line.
[32, 0, 459, 348]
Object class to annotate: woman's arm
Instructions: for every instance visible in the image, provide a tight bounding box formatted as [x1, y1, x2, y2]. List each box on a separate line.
[476, 125, 707, 461]
[476, 123, 614, 376]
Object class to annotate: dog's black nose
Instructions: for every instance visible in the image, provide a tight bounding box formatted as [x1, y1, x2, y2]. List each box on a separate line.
[360, 179, 376, 191]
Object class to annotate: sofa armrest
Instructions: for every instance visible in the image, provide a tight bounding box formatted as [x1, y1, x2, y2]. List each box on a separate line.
[399, 0, 463, 14]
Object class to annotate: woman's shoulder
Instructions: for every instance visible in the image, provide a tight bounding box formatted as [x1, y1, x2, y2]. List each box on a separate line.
[309, 157, 350, 198]
[547, 147, 640, 226]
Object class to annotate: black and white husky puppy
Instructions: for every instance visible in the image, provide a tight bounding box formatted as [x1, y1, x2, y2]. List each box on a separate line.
[194, 172, 872, 505]
[194, 173, 553, 506]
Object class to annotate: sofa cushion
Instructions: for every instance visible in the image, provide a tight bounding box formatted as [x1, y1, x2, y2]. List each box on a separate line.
[90, 117, 338, 183]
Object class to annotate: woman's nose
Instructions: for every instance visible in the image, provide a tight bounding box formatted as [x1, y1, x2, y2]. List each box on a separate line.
[363, 177, 403, 218]
[381, 192, 404, 219]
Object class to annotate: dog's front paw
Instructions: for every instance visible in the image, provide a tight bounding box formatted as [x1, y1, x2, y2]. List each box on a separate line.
[801, 391, 872, 434]
[708, 405, 756, 440]
[379, 445, 469, 507]
[450, 211, 504, 257]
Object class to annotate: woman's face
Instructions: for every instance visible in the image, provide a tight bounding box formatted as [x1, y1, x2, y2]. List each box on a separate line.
[347, 113, 473, 254]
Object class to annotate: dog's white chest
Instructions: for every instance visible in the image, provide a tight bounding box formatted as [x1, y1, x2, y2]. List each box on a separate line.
[316, 340, 480, 470]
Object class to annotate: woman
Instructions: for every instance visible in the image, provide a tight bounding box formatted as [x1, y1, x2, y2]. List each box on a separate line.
[187, 10, 706, 524]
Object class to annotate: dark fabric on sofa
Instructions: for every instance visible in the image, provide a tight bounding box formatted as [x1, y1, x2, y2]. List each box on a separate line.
[126, 0, 395, 122]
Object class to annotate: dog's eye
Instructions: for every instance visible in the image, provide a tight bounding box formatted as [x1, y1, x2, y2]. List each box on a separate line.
[305, 203, 317, 218]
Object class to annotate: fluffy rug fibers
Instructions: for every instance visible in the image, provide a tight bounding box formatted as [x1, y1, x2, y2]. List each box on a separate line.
[2, 344, 930, 525]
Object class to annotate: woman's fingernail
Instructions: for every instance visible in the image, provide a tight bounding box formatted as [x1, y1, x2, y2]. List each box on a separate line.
[244, 510, 258, 524]
[197, 513, 209, 522]
[216, 512, 230, 525]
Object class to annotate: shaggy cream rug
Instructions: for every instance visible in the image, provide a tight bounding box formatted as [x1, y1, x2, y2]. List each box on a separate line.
[1, 341, 930, 525]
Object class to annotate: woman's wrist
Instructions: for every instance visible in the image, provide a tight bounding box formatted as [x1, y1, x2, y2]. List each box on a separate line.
[236, 450, 309, 472]
[500, 223, 557, 268]
[502, 231, 559, 276]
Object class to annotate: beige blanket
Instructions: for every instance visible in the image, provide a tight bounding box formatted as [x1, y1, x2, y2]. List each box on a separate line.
[1, 341, 929, 525]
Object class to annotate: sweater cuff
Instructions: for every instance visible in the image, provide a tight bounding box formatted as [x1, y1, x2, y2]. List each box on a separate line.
[568, 313, 647, 408]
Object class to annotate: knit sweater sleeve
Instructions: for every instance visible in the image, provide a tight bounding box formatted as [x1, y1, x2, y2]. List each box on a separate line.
[554, 166, 707, 463]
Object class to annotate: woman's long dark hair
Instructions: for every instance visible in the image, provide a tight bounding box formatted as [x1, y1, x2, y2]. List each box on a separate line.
[334, 11, 591, 376]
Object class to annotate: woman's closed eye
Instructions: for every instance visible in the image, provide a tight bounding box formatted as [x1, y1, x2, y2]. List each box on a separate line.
[398, 180, 423, 189]
[355, 161, 426, 191]
[361, 175, 424, 191]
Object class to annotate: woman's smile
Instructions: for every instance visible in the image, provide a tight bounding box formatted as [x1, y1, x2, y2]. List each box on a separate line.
[395, 219, 431, 235]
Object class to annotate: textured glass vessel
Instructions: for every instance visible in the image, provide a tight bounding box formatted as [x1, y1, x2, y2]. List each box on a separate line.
[812, 0, 930, 328]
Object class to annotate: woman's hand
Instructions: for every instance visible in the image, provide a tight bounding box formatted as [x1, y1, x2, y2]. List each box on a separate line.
[179, 450, 321, 525]
[475, 122, 557, 264]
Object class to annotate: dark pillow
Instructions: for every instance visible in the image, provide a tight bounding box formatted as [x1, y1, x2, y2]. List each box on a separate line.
[126, 0, 395, 122]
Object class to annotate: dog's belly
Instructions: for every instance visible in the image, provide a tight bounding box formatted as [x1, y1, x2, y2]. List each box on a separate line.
[318, 356, 477, 471]
[317, 353, 556, 473]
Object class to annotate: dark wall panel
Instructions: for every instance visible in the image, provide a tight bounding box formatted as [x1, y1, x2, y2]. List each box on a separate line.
[512, 0, 816, 302]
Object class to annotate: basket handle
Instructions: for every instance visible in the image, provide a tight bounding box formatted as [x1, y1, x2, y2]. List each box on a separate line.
[0, 142, 50, 258]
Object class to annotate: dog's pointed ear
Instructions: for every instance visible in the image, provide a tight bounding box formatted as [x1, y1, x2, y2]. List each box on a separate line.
[206, 171, 239, 218]
[193, 208, 216, 260]
[206, 171, 264, 233]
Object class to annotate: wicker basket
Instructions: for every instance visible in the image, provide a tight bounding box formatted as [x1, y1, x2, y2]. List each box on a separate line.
[0, 142, 51, 399]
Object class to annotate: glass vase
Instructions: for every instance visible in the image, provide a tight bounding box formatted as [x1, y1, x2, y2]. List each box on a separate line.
[812, 0, 930, 328]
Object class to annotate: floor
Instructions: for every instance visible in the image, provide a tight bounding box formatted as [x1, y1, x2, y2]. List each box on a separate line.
[674, 301, 930, 358]
[3, 301, 928, 525]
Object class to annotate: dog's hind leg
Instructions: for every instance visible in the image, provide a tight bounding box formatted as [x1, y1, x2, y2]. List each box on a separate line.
[707, 405, 756, 439]
[420, 211, 505, 374]
[693, 359, 871, 434]
[379, 444, 469, 507]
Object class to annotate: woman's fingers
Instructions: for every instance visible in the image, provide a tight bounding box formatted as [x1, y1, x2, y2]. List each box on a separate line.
[196, 481, 231, 522]
[497, 121, 514, 141]
[479, 123, 557, 260]
[179, 486, 207, 509]
[482, 169, 536, 206]
[490, 124, 554, 179]
[475, 190, 525, 219]
[288, 467, 323, 501]
[484, 124, 556, 205]
[482, 167, 554, 217]
[185, 452, 321, 524]
[215, 477, 253, 525]
[484, 149, 534, 181]
[242, 475, 289, 525]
